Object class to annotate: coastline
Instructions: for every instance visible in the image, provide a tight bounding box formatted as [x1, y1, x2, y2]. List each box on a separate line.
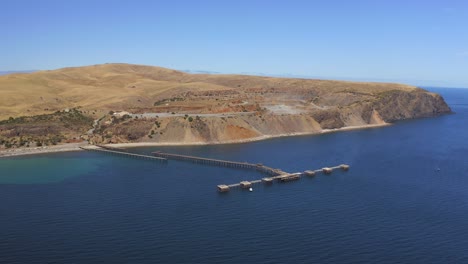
[109, 123, 390, 148]
[0, 123, 389, 158]
[0, 142, 87, 158]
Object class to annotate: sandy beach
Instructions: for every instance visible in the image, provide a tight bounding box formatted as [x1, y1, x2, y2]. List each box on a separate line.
[0, 142, 88, 158]
[0, 123, 389, 158]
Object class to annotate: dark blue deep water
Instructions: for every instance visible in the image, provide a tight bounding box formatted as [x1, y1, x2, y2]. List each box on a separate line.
[1, 87, 468, 264]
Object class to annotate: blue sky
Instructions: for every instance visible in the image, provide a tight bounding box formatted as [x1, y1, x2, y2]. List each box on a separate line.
[2, 0, 468, 87]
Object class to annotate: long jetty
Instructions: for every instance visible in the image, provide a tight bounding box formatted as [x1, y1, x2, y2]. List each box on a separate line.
[81, 146, 349, 192]
[152, 151, 349, 192]
[95, 144, 128, 152]
[80, 145, 167, 162]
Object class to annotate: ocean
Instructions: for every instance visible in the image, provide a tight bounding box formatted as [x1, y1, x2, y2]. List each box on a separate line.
[0, 87, 467, 264]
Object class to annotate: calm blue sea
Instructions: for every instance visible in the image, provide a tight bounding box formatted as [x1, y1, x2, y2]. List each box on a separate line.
[1, 87, 467, 264]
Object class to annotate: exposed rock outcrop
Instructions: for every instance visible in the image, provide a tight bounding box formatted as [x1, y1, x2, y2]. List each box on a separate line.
[371, 89, 451, 122]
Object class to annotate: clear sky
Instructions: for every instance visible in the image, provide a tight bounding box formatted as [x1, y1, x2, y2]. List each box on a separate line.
[2, 0, 468, 87]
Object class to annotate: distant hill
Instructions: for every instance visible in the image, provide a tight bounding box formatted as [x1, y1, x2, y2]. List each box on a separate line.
[0, 70, 37, 76]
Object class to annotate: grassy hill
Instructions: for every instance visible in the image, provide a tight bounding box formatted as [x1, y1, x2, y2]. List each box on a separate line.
[0, 63, 451, 148]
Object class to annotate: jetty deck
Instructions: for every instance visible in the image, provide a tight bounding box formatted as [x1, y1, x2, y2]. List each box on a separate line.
[81, 145, 167, 162]
[152, 151, 283, 176]
[95, 144, 128, 152]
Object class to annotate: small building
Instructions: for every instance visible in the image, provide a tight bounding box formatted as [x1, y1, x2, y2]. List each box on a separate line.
[262, 177, 274, 184]
[304, 170, 316, 176]
[322, 167, 333, 174]
[340, 164, 350, 171]
[217, 185, 230, 192]
[240, 181, 252, 189]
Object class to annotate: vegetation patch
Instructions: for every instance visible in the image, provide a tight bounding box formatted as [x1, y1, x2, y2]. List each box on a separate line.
[0, 108, 93, 149]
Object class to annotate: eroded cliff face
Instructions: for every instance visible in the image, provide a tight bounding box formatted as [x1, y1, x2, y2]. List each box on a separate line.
[90, 88, 451, 145]
[369, 89, 451, 122]
[92, 115, 322, 144]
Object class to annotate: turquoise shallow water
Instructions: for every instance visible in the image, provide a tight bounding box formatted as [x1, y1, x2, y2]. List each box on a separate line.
[0, 87, 467, 263]
[0, 153, 102, 184]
